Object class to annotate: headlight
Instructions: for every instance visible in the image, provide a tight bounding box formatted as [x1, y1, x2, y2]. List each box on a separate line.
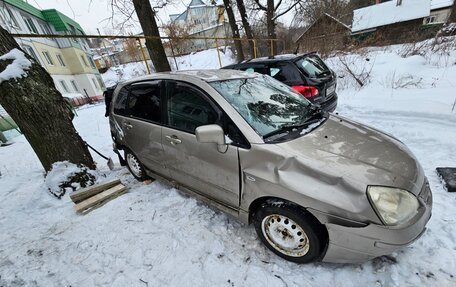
[367, 186, 420, 226]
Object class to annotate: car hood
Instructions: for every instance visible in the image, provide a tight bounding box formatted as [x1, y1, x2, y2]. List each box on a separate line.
[277, 115, 425, 195]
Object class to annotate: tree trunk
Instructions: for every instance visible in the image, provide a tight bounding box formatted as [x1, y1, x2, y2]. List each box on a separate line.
[132, 0, 171, 72]
[0, 27, 94, 172]
[448, 2, 456, 22]
[266, 0, 277, 56]
[223, 0, 245, 63]
[236, 0, 255, 57]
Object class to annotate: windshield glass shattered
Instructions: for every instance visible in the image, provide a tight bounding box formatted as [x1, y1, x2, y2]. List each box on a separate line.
[210, 75, 314, 137]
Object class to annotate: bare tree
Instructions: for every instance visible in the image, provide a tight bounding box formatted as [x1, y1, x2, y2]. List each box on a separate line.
[109, 0, 171, 72]
[0, 26, 94, 172]
[132, 0, 171, 72]
[236, 0, 255, 57]
[223, 0, 245, 62]
[123, 36, 140, 62]
[252, 0, 300, 55]
[163, 21, 194, 55]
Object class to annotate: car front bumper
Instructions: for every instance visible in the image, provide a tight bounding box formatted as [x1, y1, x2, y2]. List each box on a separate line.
[320, 181, 432, 263]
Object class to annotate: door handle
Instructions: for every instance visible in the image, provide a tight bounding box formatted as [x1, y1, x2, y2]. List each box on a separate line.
[123, 122, 133, 129]
[165, 135, 182, 145]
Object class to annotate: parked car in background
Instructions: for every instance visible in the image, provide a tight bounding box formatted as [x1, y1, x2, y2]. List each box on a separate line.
[223, 53, 338, 112]
[110, 70, 431, 264]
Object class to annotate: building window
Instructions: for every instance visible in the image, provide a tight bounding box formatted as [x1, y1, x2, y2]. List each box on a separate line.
[42, 51, 54, 65]
[40, 23, 51, 34]
[56, 54, 66, 66]
[91, 78, 99, 90]
[22, 15, 39, 34]
[22, 45, 39, 62]
[70, 80, 79, 92]
[60, 80, 70, 93]
[424, 16, 437, 25]
[88, 56, 96, 69]
[80, 55, 89, 67]
[4, 8, 19, 28]
[96, 76, 105, 90]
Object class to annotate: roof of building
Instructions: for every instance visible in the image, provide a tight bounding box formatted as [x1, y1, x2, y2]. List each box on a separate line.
[295, 13, 351, 43]
[41, 9, 84, 32]
[4, 0, 84, 32]
[352, 0, 431, 33]
[431, 0, 455, 10]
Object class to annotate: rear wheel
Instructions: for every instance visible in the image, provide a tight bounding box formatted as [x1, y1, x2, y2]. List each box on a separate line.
[125, 150, 147, 181]
[253, 201, 327, 263]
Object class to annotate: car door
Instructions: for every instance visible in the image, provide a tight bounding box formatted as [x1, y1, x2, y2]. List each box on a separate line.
[112, 80, 170, 178]
[161, 80, 240, 208]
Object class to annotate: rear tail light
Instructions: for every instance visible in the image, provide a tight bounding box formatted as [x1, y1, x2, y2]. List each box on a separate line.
[292, 85, 320, 99]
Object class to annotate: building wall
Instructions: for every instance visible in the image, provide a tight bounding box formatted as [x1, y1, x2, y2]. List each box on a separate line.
[31, 41, 73, 74]
[61, 47, 97, 74]
[297, 16, 351, 55]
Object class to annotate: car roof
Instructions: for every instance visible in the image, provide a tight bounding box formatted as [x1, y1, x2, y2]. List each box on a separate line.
[223, 52, 317, 68]
[118, 69, 257, 86]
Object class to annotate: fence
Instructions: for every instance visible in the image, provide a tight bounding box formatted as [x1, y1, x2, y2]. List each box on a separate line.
[11, 33, 286, 73]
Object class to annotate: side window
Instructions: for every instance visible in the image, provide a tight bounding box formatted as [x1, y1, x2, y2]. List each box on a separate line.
[167, 83, 218, 133]
[113, 86, 129, 116]
[126, 82, 162, 123]
[268, 63, 302, 82]
[241, 66, 268, 75]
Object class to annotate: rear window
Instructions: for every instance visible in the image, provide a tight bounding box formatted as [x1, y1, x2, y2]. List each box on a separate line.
[240, 63, 301, 83]
[296, 55, 331, 78]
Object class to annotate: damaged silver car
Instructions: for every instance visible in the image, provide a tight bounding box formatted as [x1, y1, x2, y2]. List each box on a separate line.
[109, 70, 432, 264]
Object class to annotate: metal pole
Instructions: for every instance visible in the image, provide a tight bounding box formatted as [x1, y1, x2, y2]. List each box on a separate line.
[215, 39, 222, 68]
[137, 38, 151, 74]
[169, 40, 179, 71]
[97, 28, 110, 68]
[253, 39, 257, 58]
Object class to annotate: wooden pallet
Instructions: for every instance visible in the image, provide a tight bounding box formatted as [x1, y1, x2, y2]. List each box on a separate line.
[70, 179, 121, 203]
[72, 180, 128, 214]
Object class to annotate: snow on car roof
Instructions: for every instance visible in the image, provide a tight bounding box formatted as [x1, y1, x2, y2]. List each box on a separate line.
[352, 0, 431, 33]
[171, 69, 257, 82]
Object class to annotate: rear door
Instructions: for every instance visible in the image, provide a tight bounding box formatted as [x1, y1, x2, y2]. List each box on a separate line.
[161, 80, 240, 208]
[295, 54, 337, 102]
[112, 81, 170, 178]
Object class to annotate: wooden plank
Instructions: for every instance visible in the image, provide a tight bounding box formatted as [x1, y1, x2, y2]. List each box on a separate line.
[80, 188, 129, 215]
[74, 184, 127, 213]
[70, 179, 121, 203]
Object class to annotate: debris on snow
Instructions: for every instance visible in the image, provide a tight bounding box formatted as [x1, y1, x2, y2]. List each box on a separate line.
[0, 48, 32, 84]
[45, 161, 96, 199]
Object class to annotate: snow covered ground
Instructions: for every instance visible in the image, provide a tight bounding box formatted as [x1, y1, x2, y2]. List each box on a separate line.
[1, 40, 456, 286]
[101, 47, 234, 87]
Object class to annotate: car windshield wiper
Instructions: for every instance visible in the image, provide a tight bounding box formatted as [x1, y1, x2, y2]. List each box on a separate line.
[263, 107, 326, 141]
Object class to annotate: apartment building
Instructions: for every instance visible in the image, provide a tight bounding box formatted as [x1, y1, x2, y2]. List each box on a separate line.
[0, 0, 105, 103]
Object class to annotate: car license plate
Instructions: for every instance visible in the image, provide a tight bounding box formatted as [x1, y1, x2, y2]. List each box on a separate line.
[326, 84, 336, 96]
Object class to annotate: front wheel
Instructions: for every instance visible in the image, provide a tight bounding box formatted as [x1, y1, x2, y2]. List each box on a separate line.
[253, 201, 327, 263]
[125, 150, 148, 181]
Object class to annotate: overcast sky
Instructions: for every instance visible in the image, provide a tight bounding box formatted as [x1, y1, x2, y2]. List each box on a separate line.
[32, 0, 188, 34]
[32, 0, 294, 35]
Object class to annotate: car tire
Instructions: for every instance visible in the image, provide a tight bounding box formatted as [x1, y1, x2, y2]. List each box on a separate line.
[253, 201, 327, 263]
[125, 149, 148, 181]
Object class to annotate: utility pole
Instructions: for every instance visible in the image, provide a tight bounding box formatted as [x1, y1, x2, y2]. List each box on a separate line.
[97, 28, 110, 68]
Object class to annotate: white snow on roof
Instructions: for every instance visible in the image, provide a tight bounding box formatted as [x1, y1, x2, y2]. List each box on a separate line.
[352, 0, 431, 33]
[0, 48, 32, 84]
[431, 0, 454, 10]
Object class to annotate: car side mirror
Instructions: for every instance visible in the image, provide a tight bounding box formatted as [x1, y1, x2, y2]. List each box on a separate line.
[195, 124, 228, 153]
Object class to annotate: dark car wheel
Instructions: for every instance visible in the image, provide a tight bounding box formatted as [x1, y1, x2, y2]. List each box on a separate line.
[253, 201, 327, 263]
[125, 150, 148, 181]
